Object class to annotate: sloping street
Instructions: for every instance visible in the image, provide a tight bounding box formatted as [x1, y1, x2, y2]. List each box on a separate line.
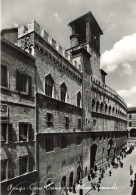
[70, 147, 136, 195]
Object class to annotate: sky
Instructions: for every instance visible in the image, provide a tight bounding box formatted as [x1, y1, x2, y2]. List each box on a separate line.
[1, 0, 136, 107]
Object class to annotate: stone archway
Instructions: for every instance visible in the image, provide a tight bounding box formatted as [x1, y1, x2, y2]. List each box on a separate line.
[90, 144, 97, 168]
[130, 129, 136, 137]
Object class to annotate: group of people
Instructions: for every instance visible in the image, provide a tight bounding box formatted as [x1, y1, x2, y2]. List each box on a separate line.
[64, 151, 127, 195]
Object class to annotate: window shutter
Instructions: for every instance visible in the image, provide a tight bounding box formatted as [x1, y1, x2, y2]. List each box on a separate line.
[29, 156, 33, 172]
[8, 124, 13, 142]
[28, 76, 32, 95]
[29, 124, 34, 141]
[1, 65, 8, 87]
[16, 71, 19, 90]
[8, 161, 12, 179]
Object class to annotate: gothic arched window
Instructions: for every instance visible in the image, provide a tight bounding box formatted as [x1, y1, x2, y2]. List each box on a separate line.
[77, 92, 81, 107]
[60, 83, 67, 102]
[45, 74, 53, 97]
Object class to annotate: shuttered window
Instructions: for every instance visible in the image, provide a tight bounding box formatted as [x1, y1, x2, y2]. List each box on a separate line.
[1, 65, 8, 88]
[19, 156, 28, 175]
[1, 123, 7, 142]
[45, 135, 53, 152]
[16, 70, 32, 94]
[60, 83, 67, 102]
[19, 123, 33, 142]
[45, 76, 53, 97]
[60, 135, 67, 149]
[1, 160, 7, 181]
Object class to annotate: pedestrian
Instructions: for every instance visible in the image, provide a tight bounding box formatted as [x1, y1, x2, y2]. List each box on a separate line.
[98, 177, 101, 183]
[94, 164, 97, 172]
[97, 183, 100, 191]
[99, 167, 102, 172]
[93, 182, 96, 190]
[79, 188, 83, 195]
[130, 179, 133, 187]
[108, 161, 110, 168]
[92, 171, 94, 179]
[73, 184, 76, 193]
[88, 174, 91, 181]
[101, 172, 104, 178]
[79, 179, 82, 186]
[109, 170, 112, 176]
[130, 169, 133, 175]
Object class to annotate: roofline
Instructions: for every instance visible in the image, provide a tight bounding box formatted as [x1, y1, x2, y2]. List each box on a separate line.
[128, 107, 136, 112]
[100, 69, 107, 76]
[68, 11, 103, 35]
[1, 38, 36, 63]
[1, 28, 18, 36]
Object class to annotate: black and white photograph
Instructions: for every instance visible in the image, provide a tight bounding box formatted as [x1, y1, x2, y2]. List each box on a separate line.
[1, 0, 136, 195]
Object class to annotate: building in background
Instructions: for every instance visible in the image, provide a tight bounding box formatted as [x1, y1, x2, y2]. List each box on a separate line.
[127, 107, 136, 145]
[1, 11, 127, 195]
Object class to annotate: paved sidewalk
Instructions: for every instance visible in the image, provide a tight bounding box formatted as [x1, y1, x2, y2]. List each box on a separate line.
[69, 148, 136, 195]
[69, 162, 113, 195]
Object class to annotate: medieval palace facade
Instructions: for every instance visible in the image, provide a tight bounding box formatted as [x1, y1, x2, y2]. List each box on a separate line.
[1, 11, 127, 195]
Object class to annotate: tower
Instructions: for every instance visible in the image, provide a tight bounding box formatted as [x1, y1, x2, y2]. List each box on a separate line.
[68, 11, 103, 82]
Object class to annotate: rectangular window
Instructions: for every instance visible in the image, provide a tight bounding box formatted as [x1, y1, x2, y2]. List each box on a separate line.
[19, 156, 28, 175]
[16, 70, 32, 94]
[1, 160, 7, 181]
[1, 123, 7, 142]
[60, 135, 67, 149]
[8, 161, 13, 179]
[45, 135, 53, 152]
[65, 117, 69, 129]
[19, 123, 32, 142]
[78, 118, 81, 130]
[1, 123, 14, 143]
[1, 65, 8, 88]
[47, 113, 53, 127]
[77, 134, 82, 145]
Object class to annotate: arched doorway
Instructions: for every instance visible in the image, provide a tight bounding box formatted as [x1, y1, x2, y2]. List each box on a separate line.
[90, 144, 97, 168]
[69, 172, 73, 191]
[61, 176, 66, 188]
[77, 166, 82, 181]
[130, 129, 136, 137]
[61, 176, 67, 195]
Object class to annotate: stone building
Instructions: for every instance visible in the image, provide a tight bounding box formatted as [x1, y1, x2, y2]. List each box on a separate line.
[127, 107, 136, 141]
[1, 29, 38, 194]
[1, 11, 127, 195]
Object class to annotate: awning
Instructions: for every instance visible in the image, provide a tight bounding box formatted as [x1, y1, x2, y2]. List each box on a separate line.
[0, 148, 8, 160]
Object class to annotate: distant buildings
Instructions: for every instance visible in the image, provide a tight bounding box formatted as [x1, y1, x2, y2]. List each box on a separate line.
[127, 107, 136, 141]
[1, 11, 127, 195]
